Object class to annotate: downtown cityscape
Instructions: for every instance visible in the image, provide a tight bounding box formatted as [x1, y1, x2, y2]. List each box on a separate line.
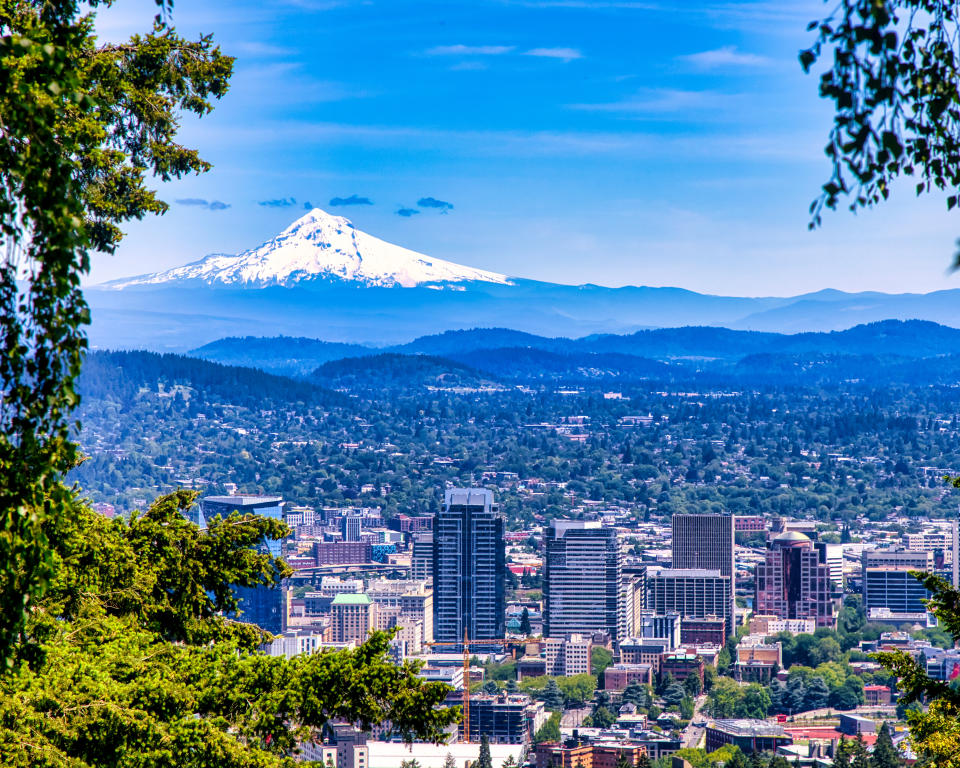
[168, 478, 939, 767]
[5, 0, 960, 767]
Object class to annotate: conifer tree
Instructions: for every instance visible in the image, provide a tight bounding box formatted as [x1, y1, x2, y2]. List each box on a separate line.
[833, 736, 852, 768]
[477, 735, 493, 768]
[871, 723, 902, 768]
[519, 608, 532, 636]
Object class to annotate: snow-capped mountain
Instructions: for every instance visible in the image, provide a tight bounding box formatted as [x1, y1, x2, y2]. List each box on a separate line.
[104, 208, 511, 289]
[86, 207, 960, 351]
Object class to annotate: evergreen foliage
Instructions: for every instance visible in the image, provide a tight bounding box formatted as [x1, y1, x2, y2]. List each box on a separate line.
[476, 735, 492, 768]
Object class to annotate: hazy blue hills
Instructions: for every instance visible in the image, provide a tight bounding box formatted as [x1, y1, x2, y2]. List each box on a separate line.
[84, 279, 960, 352]
[81, 350, 337, 405]
[192, 320, 960, 376]
[311, 353, 495, 390]
[191, 336, 374, 378]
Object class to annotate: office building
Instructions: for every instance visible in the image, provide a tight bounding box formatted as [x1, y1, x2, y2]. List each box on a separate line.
[544, 634, 592, 676]
[734, 516, 765, 533]
[544, 521, 621, 642]
[341, 514, 362, 542]
[618, 639, 669, 672]
[680, 616, 727, 646]
[535, 742, 650, 768]
[200, 495, 286, 633]
[906, 531, 953, 552]
[755, 531, 834, 628]
[646, 568, 734, 638]
[735, 637, 782, 682]
[365, 578, 433, 643]
[705, 720, 791, 755]
[814, 542, 844, 590]
[633, 610, 681, 649]
[602, 663, 655, 690]
[412, 534, 434, 581]
[199, 495, 285, 554]
[671, 514, 735, 624]
[315, 541, 371, 565]
[433, 488, 505, 643]
[331, 594, 376, 643]
[392, 514, 433, 533]
[862, 549, 933, 616]
[747, 615, 815, 636]
[864, 549, 934, 571]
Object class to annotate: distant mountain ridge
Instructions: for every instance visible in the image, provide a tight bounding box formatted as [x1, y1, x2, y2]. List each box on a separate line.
[86, 209, 960, 349]
[191, 319, 960, 376]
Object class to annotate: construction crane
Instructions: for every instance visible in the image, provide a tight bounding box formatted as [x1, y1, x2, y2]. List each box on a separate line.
[425, 630, 520, 743]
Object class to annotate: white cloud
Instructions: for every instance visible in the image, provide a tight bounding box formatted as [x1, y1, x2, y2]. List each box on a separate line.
[425, 44, 515, 56]
[569, 88, 742, 116]
[678, 45, 772, 69]
[524, 47, 583, 61]
[450, 61, 490, 71]
[234, 41, 298, 58]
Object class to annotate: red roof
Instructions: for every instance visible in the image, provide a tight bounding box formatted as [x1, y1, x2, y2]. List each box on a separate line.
[783, 727, 877, 746]
[863, 685, 890, 692]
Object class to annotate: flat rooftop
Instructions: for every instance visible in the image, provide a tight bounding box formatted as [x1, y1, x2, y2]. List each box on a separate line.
[203, 495, 283, 505]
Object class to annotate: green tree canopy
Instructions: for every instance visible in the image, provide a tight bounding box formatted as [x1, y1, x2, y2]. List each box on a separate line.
[1, 491, 459, 766]
[0, 0, 234, 665]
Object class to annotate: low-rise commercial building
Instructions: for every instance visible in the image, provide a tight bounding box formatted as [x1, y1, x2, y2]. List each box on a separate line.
[602, 663, 654, 690]
[534, 742, 649, 768]
[705, 720, 792, 754]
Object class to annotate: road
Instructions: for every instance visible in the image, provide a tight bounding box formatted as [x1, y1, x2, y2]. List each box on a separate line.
[561, 707, 592, 728]
[681, 695, 708, 749]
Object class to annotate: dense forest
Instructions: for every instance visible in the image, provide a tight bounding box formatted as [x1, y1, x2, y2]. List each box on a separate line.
[72, 343, 960, 528]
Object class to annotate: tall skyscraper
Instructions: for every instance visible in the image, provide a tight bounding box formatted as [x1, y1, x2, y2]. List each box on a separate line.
[433, 488, 505, 643]
[953, 507, 959, 589]
[341, 514, 362, 542]
[199, 495, 286, 633]
[544, 520, 621, 642]
[755, 531, 834, 628]
[672, 513, 735, 626]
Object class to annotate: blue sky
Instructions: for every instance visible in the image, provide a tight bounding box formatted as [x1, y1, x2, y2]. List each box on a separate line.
[89, 0, 960, 295]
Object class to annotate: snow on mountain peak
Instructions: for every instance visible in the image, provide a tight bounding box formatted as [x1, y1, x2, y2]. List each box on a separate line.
[104, 207, 512, 289]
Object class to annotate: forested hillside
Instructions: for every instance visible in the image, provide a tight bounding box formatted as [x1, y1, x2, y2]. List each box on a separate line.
[73, 348, 960, 529]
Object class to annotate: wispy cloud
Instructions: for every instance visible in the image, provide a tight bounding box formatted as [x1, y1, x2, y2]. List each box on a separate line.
[524, 47, 583, 62]
[569, 88, 741, 116]
[418, 197, 454, 213]
[189, 120, 818, 163]
[425, 44, 515, 56]
[330, 194, 374, 206]
[234, 41, 298, 58]
[396, 207, 420, 217]
[504, 1, 661, 7]
[678, 45, 771, 69]
[451, 61, 490, 71]
[176, 198, 231, 211]
[259, 197, 298, 207]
